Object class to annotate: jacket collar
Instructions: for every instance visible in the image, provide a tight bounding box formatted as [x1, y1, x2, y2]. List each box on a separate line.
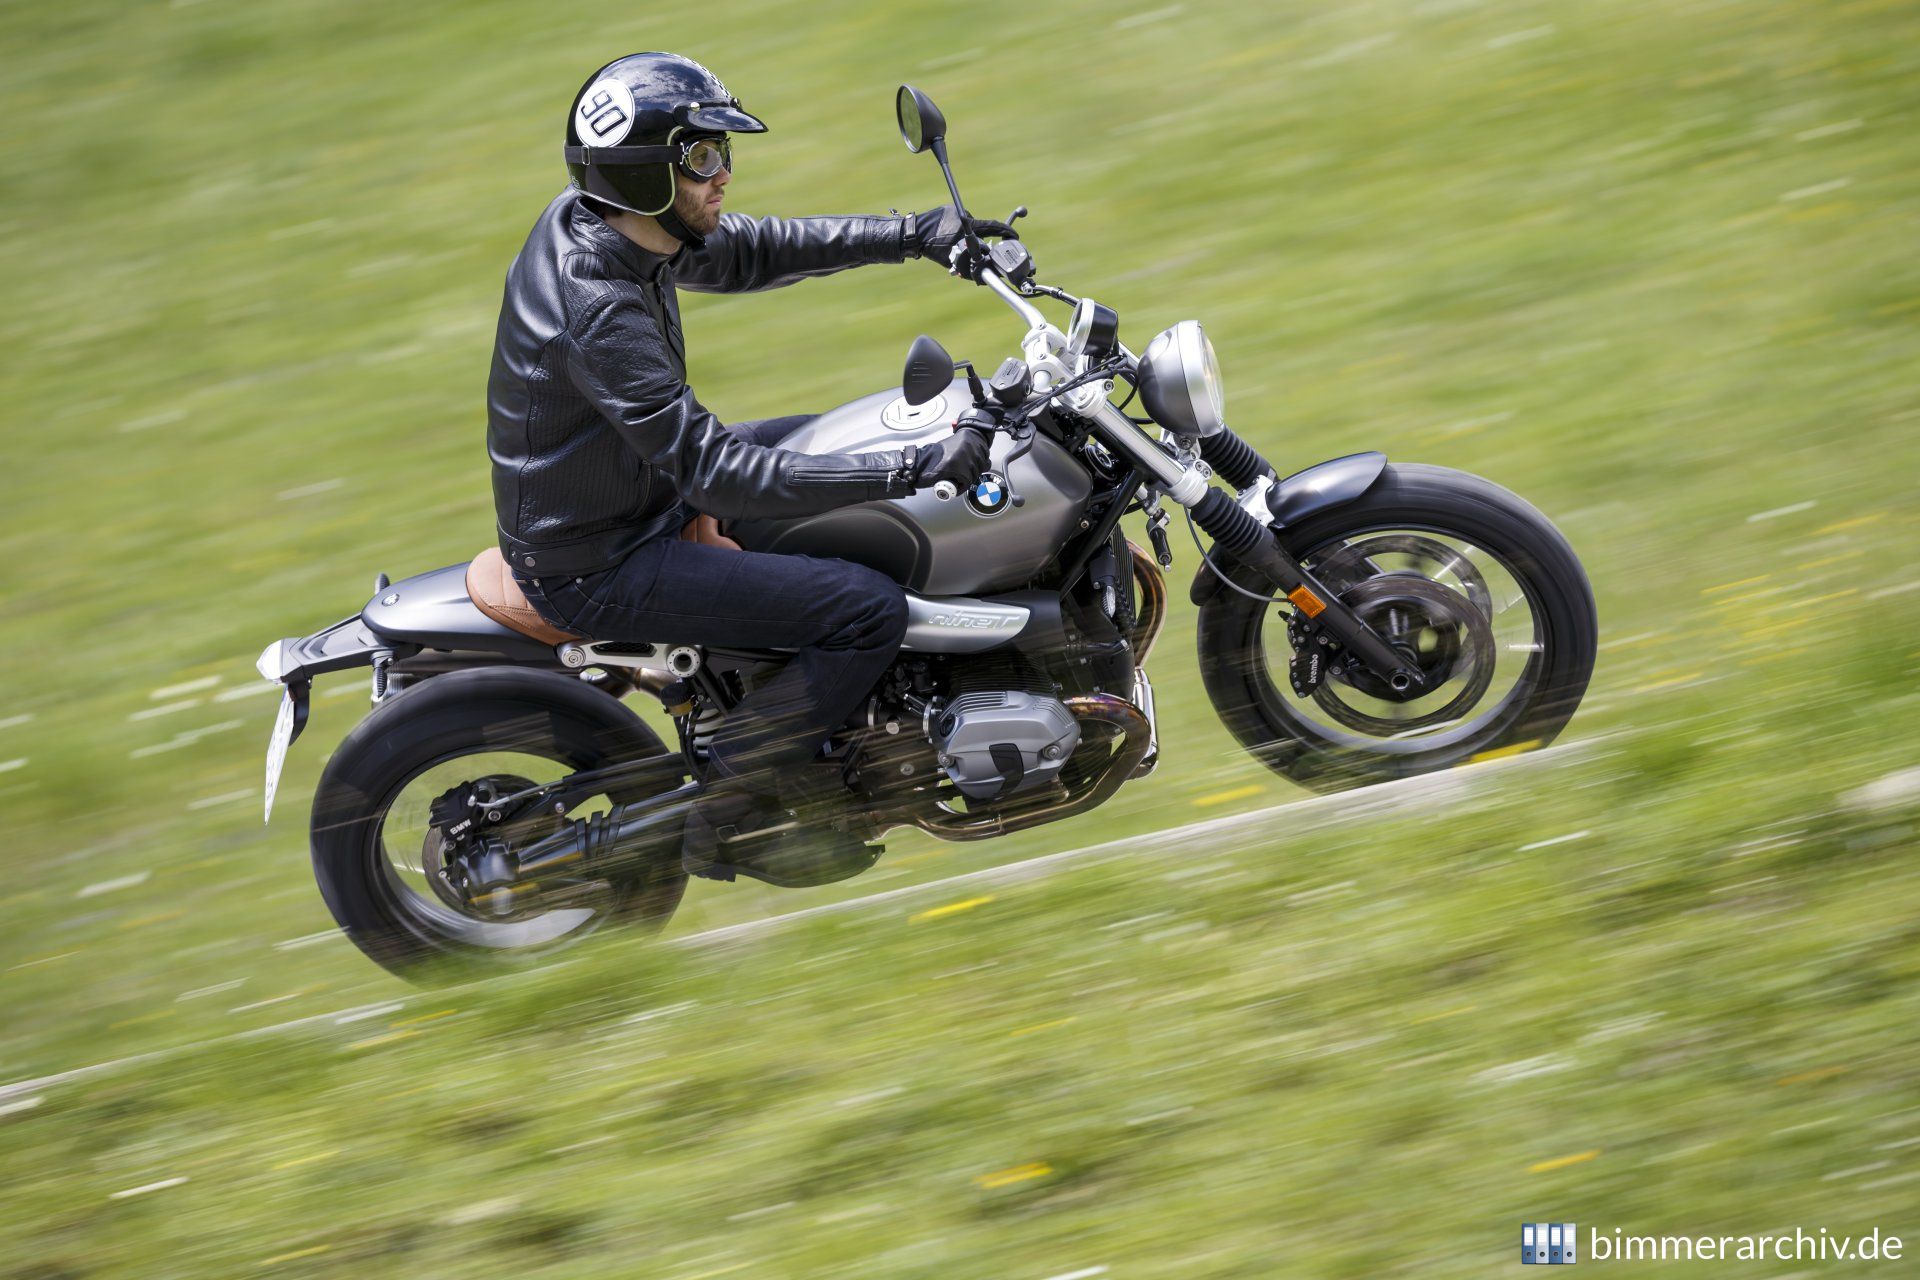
[567, 191, 679, 283]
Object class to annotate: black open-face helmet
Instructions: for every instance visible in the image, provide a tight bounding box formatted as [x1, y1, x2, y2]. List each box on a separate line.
[563, 52, 765, 241]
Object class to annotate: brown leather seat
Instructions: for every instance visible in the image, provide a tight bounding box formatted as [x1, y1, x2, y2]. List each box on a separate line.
[680, 513, 741, 551]
[467, 520, 738, 648]
[466, 546, 582, 645]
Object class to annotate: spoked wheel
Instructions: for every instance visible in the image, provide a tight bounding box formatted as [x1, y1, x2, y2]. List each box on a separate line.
[1196, 463, 1596, 792]
[310, 668, 688, 982]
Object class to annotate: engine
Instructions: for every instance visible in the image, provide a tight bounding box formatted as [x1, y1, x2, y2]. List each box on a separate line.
[932, 690, 1080, 799]
[842, 554, 1152, 809]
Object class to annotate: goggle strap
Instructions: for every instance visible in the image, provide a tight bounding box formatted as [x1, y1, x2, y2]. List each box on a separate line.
[566, 144, 682, 167]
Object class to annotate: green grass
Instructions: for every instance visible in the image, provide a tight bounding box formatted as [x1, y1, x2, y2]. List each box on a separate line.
[3, 0, 1919, 1274]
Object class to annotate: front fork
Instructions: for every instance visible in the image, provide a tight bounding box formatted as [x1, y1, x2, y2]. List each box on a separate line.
[1185, 487, 1423, 694]
[1074, 396, 1422, 694]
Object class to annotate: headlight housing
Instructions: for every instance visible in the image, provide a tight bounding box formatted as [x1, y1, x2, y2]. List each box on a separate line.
[1137, 320, 1225, 437]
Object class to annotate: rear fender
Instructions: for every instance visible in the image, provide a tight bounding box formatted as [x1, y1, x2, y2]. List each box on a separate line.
[362, 562, 555, 660]
[255, 615, 392, 687]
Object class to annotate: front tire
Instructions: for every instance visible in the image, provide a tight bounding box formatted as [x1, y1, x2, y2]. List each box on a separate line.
[1196, 463, 1596, 792]
[309, 667, 688, 982]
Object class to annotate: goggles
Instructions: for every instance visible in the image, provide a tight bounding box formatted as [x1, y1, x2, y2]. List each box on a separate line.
[676, 135, 731, 180]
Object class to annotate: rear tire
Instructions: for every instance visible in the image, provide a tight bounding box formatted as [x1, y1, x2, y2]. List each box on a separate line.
[1196, 463, 1596, 792]
[309, 667, 688, 982]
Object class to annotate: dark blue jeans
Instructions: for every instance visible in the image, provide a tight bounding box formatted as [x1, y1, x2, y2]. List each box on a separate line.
[514, 417, 909, 796]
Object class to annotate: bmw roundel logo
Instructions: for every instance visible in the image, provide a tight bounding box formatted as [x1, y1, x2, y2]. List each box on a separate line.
[965, 471, 1010, 517]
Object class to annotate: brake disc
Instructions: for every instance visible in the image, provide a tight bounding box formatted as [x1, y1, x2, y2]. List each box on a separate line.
[1312, 573, 1496, 734]
[419, 826, 468, 912]
[1310, 533, 1494, 618]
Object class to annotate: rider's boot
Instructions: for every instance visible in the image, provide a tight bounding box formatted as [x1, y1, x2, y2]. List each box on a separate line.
[679, 783, 778, 883]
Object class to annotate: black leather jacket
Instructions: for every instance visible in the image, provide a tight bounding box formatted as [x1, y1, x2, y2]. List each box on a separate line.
[488, 189, 923, 577]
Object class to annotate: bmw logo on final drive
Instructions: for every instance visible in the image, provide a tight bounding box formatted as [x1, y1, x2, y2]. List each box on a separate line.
[966, 471, 1010, 517]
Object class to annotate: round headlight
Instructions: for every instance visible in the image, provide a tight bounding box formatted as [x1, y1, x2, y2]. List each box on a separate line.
[1137, 320, 1226, 437]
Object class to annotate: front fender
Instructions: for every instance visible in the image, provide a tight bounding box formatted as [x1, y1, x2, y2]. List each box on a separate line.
[1189, 451, 1387, 605]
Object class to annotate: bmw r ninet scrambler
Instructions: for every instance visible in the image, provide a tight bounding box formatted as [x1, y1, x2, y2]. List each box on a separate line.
[254, 86, 1596, 980]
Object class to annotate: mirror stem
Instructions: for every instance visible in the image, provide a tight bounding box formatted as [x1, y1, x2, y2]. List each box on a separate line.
[929, 137, 969, 218]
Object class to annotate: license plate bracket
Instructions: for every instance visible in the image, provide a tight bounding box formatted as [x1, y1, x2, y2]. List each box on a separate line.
[262, 679, 311, 823]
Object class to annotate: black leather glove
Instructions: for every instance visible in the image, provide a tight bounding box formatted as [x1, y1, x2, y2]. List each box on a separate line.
[911, 425, 994, 490]
[906, 206, 1020, 273]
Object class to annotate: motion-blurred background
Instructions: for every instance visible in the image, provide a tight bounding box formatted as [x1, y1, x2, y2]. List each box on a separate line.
[3, 1, 1916, 1274]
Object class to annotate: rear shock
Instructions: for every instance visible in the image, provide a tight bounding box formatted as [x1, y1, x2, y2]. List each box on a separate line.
[680, 700, 725, 769]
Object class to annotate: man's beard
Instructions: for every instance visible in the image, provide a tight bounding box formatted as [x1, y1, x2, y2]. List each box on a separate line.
[673, 183, 722, 237]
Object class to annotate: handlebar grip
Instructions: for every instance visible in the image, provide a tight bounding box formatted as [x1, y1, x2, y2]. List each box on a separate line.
[932, 480, 959, 502]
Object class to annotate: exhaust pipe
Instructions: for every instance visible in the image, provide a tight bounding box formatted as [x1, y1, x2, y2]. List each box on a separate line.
[505, 782, 700, 885]
[487, 688, 1157, 892]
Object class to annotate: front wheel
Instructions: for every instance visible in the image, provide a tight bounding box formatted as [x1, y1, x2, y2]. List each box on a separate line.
[309, 667, 689, 982]
[1196, 463, 1596, 792]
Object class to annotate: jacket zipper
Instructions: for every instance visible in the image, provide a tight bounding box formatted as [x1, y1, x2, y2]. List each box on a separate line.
[787, 465, 899, 485]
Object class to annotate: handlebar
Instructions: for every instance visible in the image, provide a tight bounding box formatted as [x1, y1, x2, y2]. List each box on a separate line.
[979, 266, 1046, 330]
[963, 264, 1208, 508]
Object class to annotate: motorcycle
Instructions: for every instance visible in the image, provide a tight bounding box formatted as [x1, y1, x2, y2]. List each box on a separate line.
[253, 85, 1596, 980]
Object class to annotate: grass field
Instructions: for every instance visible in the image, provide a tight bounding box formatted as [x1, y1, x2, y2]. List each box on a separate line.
[3, 0, 1918, 1274]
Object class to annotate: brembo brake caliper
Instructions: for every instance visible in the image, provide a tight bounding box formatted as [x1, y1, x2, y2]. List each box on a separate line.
[428, 779, 534, 910]
[1286, 609, 1333, 697]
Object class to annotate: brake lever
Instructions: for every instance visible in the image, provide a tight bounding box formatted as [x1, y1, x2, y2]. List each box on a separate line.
[935, 407, 1031, 509]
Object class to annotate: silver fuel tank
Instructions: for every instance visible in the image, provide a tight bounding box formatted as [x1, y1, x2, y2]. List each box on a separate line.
[728, 379, 1092, 596]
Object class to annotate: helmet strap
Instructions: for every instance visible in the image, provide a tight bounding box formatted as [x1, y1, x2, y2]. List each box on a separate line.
[653, 198, 708, 251]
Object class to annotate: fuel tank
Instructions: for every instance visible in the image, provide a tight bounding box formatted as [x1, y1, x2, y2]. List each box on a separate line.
[728, 380, 1092, 595]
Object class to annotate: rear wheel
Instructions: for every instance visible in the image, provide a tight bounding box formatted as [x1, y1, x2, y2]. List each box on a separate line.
[309, 667, 688, 982]
[1196, 463, 1596, 792]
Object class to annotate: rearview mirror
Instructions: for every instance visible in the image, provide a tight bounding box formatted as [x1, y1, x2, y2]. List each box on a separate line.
[901, 333, 953, 406]
[895, 84, 946, 154]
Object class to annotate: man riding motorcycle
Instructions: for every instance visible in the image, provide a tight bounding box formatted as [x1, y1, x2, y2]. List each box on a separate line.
[487, 52, 1014, 881]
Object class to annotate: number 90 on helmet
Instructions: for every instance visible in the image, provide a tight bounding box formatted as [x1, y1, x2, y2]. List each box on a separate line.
[562, 52, 767, 217]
